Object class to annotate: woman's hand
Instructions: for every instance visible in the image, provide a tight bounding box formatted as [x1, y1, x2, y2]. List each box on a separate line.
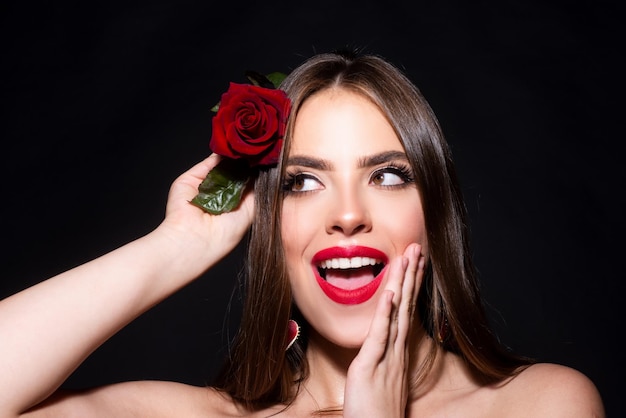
[158, 154, 255, 266]
[344, 243, 425, 418]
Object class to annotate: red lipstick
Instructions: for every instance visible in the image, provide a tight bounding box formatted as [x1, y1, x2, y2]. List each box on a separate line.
[312, 246, 388, 305]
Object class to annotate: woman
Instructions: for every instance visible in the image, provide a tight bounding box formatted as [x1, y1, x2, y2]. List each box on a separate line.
[0, 50, 604, 417]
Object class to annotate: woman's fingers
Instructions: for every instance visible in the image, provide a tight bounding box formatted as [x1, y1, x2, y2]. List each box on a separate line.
[357, 250, 408, 362]
[168, 154, 221, 204]
[356, 289, 395, 361]
[395, 244, 421, 352]
[354, 243, 423, 364]
[187, 153, 222, 180]
[159, 154, 255, 261]
[344, 243, 424, 418]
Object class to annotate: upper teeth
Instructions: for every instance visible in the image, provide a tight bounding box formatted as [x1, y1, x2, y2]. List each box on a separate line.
[318, 257, 381, 269]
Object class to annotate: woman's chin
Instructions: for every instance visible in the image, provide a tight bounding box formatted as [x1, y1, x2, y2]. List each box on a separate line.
[310, 324, 369, 350]
[336, 338, 366, 350]
[299, 301, 379, 350]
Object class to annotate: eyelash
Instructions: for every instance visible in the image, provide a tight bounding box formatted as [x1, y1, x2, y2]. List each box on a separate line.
[370, 163, 415, 188]
[282, 172, 320, 195]
[282, 163, 415, 195]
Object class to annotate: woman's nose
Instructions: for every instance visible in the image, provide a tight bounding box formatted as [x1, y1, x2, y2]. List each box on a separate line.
[326, 188, 372, 236]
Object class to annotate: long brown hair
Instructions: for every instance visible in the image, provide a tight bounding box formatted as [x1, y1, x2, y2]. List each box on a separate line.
[214, 49, 533, 410]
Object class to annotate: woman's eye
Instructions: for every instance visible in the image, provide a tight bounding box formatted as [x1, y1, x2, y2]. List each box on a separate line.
[285, 174, 323, 193]
[370, 168, 411, 187]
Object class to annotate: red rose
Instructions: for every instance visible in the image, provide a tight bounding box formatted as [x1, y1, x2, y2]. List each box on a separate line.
[209, 82, 290, 166]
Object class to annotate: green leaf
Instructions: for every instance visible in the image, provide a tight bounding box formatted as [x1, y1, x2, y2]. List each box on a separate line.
[190, 158, 251, 215]
[265, 72, 287, 89]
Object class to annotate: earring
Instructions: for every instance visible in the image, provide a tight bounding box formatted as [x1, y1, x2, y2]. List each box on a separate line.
[286, 319, 300, 351]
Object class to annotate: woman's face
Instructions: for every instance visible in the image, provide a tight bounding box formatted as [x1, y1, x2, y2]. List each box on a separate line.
[281, 88, 427, 348]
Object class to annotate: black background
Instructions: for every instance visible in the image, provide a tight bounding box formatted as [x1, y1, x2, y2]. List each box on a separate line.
[1, 0, 623, 415]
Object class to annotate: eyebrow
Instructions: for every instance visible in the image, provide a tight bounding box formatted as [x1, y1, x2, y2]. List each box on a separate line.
[358, 150, 408, 168]
[286, 150, 408, 170]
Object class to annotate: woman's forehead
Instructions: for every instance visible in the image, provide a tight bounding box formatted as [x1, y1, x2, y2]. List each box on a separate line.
[287, 89, 403, 158]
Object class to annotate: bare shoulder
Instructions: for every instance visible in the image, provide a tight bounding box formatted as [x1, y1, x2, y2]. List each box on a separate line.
[495, 363, 605, 417]
[22, 380, 240, 417]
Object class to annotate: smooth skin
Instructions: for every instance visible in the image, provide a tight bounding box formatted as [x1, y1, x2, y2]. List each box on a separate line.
[0, 89, 605, 417]
[0, 153, 254, 417]
[279, 87, 426, 415]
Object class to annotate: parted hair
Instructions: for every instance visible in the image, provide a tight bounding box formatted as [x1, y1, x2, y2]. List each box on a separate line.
[214, 49, 532, 411]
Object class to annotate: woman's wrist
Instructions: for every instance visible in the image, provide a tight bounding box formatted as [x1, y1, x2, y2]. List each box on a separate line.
[147, 218, 238, 284]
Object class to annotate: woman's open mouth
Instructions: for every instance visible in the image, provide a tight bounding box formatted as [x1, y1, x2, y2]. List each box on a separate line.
[312, 246, 388, 305]
[317, 257, 385, 289]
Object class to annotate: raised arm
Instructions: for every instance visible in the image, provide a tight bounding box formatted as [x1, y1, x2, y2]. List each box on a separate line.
[0, 154, 254, 416]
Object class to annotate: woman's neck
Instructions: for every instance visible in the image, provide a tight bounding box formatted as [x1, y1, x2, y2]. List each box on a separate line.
[300, 329, 358, 408]
[298, 325, 437, 410]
